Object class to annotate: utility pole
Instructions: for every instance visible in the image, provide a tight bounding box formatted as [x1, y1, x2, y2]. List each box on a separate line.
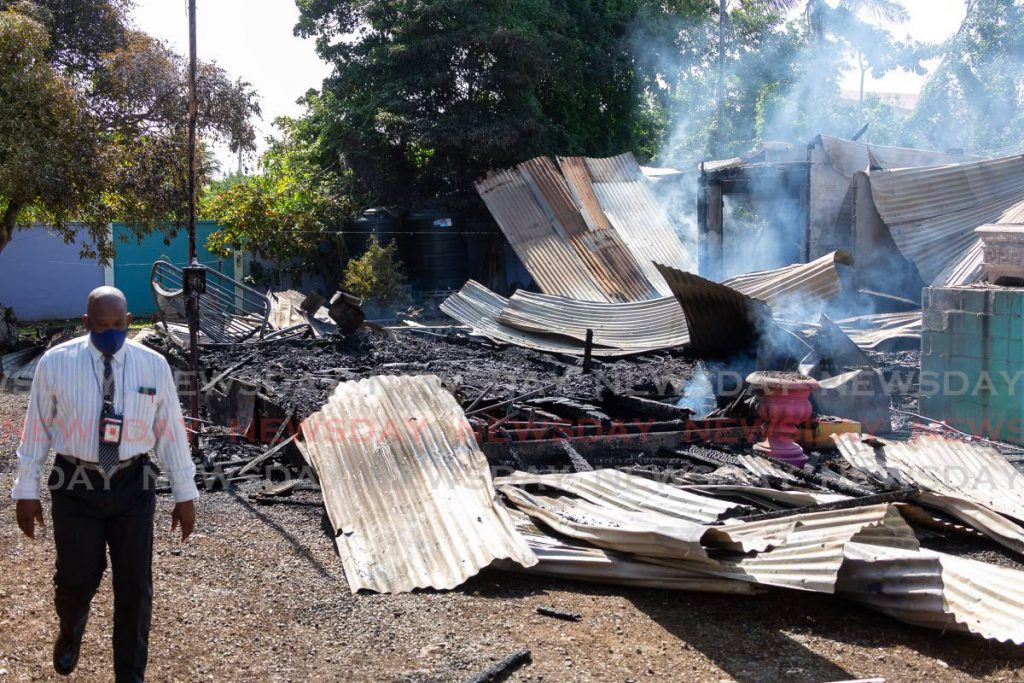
[183, 0, 206, 460]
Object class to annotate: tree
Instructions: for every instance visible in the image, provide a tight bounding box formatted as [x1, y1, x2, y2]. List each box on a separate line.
[0, 1, 259, 259]
[203, 112, 356, 286]
[294, 0, 698, 206]
[713, 0, 799, 156]
[910, 0, 1024, 155]
[342, 234, 406, 304]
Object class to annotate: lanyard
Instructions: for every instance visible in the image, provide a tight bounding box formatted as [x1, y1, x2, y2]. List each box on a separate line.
[91, 351, 128, 415]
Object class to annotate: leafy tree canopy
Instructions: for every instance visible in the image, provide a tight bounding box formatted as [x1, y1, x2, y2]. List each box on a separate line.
[294, 0, 706, 206]
[0, 0, 260, 260]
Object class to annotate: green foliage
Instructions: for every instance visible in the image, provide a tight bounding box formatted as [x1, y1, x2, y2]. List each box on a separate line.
[203, 114, 356, 283]
[341, 234, 406, 304]
[294, 0, 701, 205]
[0, 0, 260, 260]
[910, 0, 1024, 155]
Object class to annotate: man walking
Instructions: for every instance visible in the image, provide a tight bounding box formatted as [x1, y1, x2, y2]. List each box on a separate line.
[12, 286, 198, 682]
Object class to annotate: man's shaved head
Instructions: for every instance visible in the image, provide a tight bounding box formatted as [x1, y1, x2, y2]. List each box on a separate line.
[84, 286, 131, 332]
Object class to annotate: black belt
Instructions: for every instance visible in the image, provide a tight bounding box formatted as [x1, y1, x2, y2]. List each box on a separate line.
[58, 453, 145, 474]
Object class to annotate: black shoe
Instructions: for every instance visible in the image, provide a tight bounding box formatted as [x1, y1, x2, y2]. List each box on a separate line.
[53, 631, 81, 676]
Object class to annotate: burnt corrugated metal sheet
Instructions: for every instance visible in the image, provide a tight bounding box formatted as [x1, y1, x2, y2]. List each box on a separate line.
[299, 374, 537, 593]
[496, 469, 742, 523]
[496, 289, 689, 352]
[476, 153, 697, 302]
[655, 265, 770, 357]
[834, 434, 1024, 523]
[839, 542, 1024, 644]
[869, 155, 1024, 284]
[439, 280, 639, 357]
[498, 511, 760, 594]
[835, 311, 922, 350]
[499, 484, 712, 561]
[560, 153, 697, 293]
[819, 135, 975, 179]
[444, 252, 853, 356]
[476, 168, 607, 301]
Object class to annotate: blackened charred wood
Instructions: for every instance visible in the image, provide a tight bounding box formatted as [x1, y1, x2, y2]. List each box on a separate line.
[235, 434, 298, 477]
[200, 353, 257, 393]
[600, 388, 695, 421]
[735, 489, 917, 522]
[537, 606, 581, 622]
[464, 649, 531, 683]
[582, 328, 594, 374]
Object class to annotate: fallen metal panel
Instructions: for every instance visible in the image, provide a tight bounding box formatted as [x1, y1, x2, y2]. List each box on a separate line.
[497, 511, 759, 594]
[519, 157, 655, 302]
[835, 311, 922, 350]
[839, 542, 1024, 644]
[869, 155, 1024, 283]
[498, 485, 712, 561]
[299, 374, 537, 593]
[654, 265, 770, 357]
[834, 434, 1024, 524]
[447, 252, 855, 356]
[475, 168, 608, 302]
[560, 153, 697, 293]
[913, 492, 1024, 557]
[496, 289, 689, 352]
[818, 135, 976, 179]
[438, 281, 637, 357]
[495, 469, 742, 524]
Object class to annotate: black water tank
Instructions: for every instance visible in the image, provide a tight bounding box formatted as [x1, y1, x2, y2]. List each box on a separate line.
[404, 208, 466, 291]
[347, 207, 397, 257]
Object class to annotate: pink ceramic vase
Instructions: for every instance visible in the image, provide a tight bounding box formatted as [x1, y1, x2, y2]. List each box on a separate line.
[746, 371, 820, 467]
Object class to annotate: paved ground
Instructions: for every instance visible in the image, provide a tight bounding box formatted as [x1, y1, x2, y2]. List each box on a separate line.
[3, 390, 1024, 682]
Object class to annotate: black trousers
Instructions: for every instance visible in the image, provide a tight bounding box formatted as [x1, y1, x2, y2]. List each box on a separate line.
[48, 454, 158, 683]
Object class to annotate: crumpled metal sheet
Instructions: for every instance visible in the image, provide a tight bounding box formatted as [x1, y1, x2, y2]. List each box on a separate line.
[834, 434, 1024, 523]
[476, 154, 696, 302]
[299, 374, 537, 593]
[498, 510, 760, 594]
[443, 252, 854, 356]
[834, 433, 1024, 555]
[560, 153, 698, 290]
[839, 542, 1024, 644]
[498, 484, 712, 561]
[869, 154, 1024, 284]
[818, 135, 975, 179]
[834, 311, 922, 350]
[438, 280, 639, 357]
[495, 469, 742, 524]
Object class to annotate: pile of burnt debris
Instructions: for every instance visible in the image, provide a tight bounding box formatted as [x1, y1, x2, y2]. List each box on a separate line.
[130, 300, 1024, 647]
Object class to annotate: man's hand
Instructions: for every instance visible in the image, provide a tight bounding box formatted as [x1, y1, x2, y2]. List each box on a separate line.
[170, 500, 196, 542]
[15, 499, 45, 539]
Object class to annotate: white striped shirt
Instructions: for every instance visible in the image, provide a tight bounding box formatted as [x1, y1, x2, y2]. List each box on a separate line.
[11, 335, 199, 503]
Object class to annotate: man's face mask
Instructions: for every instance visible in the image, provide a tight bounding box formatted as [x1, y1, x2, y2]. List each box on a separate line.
[90, 328, 128, 355]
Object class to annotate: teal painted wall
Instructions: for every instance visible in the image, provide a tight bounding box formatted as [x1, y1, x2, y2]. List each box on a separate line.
[112, 221, 233, 316]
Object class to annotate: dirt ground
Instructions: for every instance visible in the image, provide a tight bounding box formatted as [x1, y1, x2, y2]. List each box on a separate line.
[4, 392, 1024, 682]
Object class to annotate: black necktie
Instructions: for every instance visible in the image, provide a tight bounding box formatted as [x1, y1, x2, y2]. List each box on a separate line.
[98, 354, 120, 475]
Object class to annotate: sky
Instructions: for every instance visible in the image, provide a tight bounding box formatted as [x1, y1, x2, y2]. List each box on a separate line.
[130, 0, 968, 170]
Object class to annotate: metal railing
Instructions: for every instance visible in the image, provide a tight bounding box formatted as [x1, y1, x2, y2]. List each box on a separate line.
[150, 260, 271, 345]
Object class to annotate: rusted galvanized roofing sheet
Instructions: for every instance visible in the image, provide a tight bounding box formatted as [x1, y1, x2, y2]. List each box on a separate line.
[496, 469, 742, 523]
[475, 167, 607, 302]
[518, 157, 656, 302]
[869, 154, 1024, 284]
[839, 542, 1024, 644]
[299, 374, 537, 593]
[654, 265, 769, 357]
[834, 434, 1024, 523]
[559, 153, 697, 293]
[439, 281, 640, 357]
